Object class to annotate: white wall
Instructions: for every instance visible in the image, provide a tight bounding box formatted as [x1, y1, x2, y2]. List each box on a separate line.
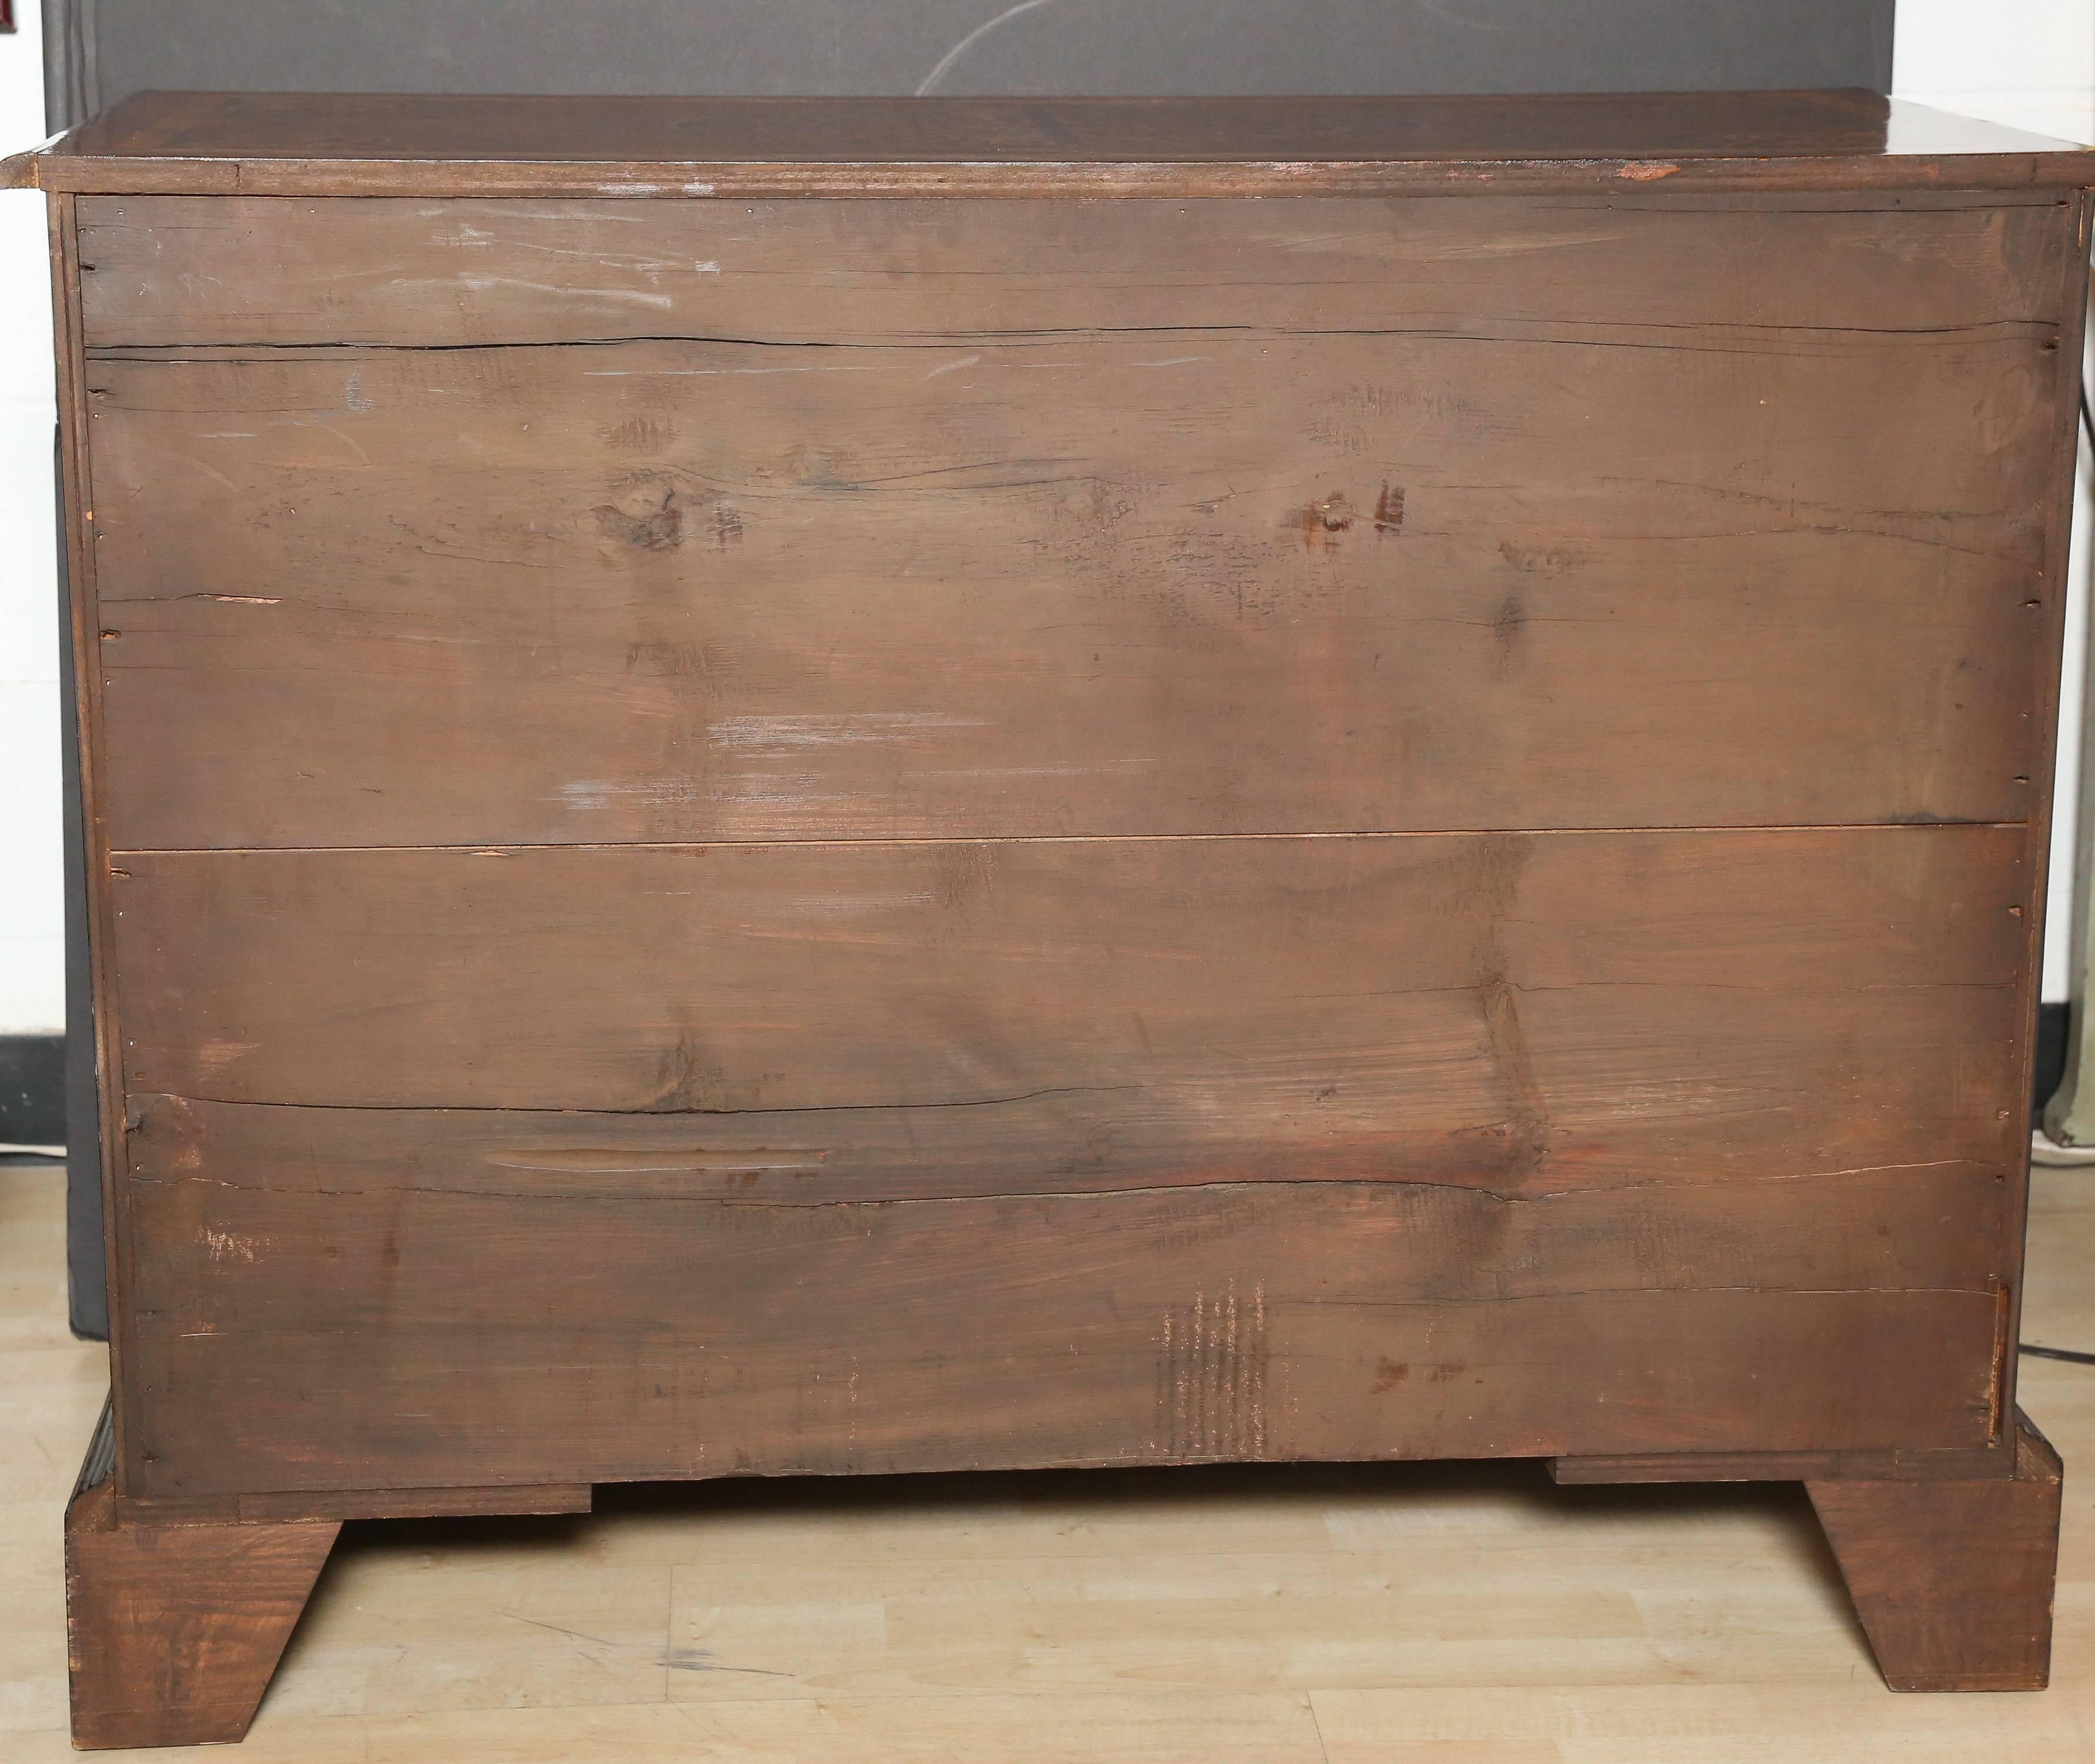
[0, 7, 59, 1035]
[1896, 1, 2095, 1001]
[0, 11, 2087, 1034]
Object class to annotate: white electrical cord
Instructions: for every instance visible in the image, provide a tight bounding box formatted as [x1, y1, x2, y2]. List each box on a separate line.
[2031, 1128, 2095, 1167]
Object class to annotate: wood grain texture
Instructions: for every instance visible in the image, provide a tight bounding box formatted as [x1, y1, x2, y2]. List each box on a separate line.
[106, 827, 2027, 1128]
[66, 1476, 338, 1749]
[74, 192, 2080, 349]
[79, 195, 2076, 848]
[101, 825, 2023, 1496]
[124, 1119, 2009, 1319]
[118, 1484, 595, 1526]
[1807, 1411, 2063, 1691]
[120, 1181, 2002, 1498]
[1549, 1441, 2019, 1485]
[122, 1087, 2017, 1219]
[13, 90, 2095, 197]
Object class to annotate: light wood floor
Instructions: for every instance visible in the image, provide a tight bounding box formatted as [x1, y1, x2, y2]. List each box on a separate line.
[5, 1162, 2094, 1762]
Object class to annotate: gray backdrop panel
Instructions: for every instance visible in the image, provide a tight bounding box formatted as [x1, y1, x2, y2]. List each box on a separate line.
[48, 1, 1894, 127]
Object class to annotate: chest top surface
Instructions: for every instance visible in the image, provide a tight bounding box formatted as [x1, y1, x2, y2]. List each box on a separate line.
[8, 88, 2095, 199]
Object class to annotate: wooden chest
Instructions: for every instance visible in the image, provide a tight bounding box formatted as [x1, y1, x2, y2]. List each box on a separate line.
[11, 89, 2094, 1746]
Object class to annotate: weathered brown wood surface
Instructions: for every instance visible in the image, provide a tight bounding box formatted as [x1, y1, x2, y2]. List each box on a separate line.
[75, 192, 2078, 348]
[80, 196, 2075, 848]
[99, 824, 2024, 1494]
[124, 1084, 2015, 1216]
[122, 1181, 2000, 1497]
[1550, 1441, 2019, 1486]
[108, 827, 2026, 1121]
[1808, 1411, 2063, 1691]
[33, 93, 2095, 1740]
[66, 1471, 338, 1748]
[117, 1482, 595, 1526]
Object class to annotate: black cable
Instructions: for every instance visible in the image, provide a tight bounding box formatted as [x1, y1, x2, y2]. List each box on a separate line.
[2019, 1341, 2095, 1365]
[2084, 247, 2094, 449]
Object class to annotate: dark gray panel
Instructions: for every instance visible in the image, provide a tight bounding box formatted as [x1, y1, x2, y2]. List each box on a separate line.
[55, 1, 1894, 128]
[0, 1037, 64, 1147]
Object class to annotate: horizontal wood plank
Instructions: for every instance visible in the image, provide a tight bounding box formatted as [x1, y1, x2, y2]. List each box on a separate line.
[126, 1122, 2008, 1310]
[109, 827, 2025, 1162]
[115, 1484, 595, 1526]
[119, 1178, 2003, 1497]
[122, 1086, 2016, 1218]
[86, 316, 2060, 847]
[1549, 1441, 2018, 1485]
[75, 195, 2079, 349]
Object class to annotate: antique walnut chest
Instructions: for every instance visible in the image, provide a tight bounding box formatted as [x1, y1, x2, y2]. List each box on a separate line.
[9, 89, 2095, 1746]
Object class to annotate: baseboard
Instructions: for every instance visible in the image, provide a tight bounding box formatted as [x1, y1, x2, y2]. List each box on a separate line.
[0, 1034, 64, 1148]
